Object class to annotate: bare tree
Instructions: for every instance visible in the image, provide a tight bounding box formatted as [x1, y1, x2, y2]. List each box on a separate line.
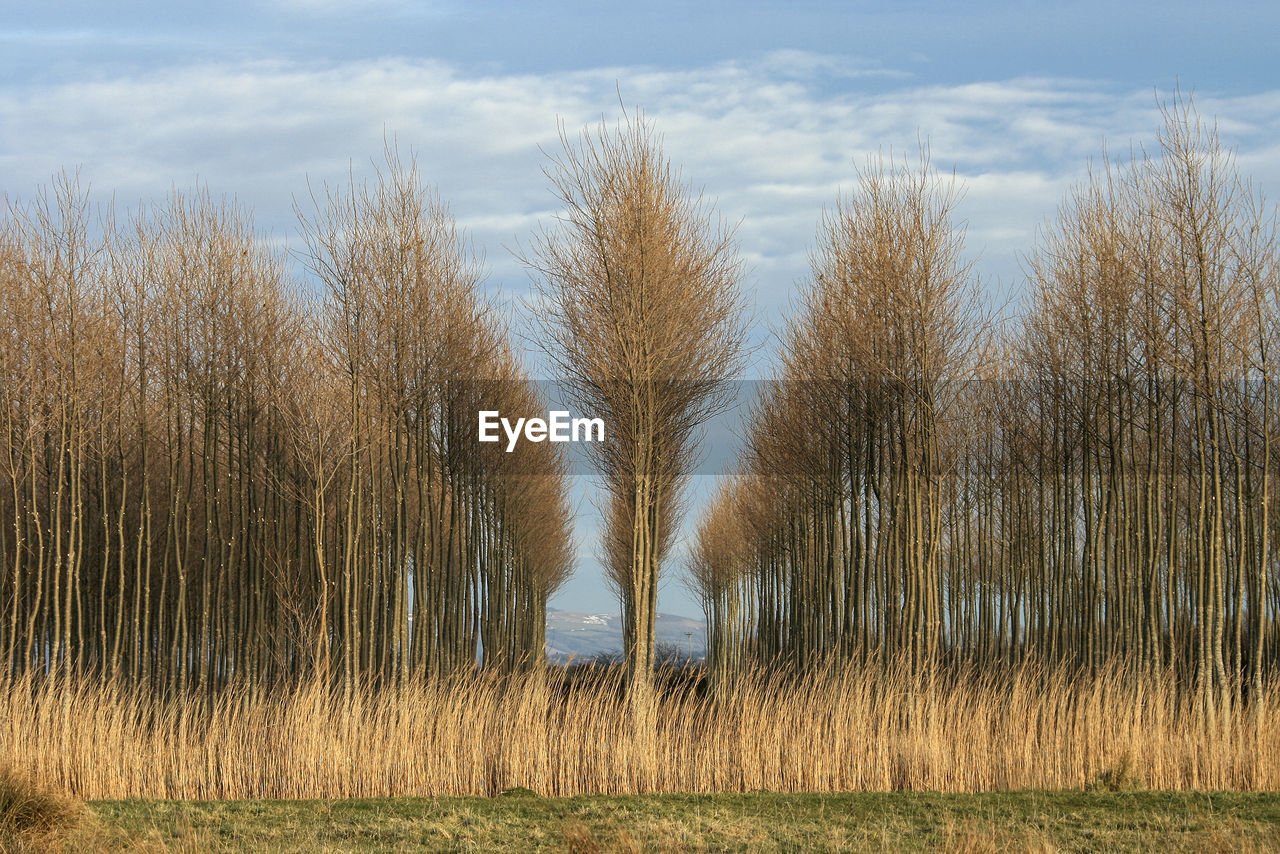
[523, 112, 747, 714]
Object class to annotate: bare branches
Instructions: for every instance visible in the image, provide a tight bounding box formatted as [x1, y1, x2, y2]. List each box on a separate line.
[0, 155, 572, 689]
[695, 102, 1280, 703]
[523, 111, 747, 704]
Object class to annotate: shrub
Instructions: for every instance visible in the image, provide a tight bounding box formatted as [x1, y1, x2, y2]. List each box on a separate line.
[0, 767, 84, 850]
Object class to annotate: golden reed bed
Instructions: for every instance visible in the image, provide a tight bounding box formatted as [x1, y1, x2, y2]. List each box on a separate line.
[3, 662, 1276, 800]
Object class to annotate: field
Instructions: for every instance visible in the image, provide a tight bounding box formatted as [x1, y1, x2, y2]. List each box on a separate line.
[3, 59, 1280, 854]
[5, 663, 1279, 851]
[4, 791, 1263, 852]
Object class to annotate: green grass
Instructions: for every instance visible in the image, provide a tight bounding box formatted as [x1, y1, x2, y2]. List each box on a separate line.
[76, 791, 1280, 853]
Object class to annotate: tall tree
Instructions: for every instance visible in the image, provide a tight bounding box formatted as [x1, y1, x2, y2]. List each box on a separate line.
[524, 112, 747, 713]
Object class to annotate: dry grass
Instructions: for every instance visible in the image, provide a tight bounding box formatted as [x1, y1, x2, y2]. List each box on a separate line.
[87, 792, 1280, 853]
[1, 662, 1277, 801]
[0, 766, 88, 852]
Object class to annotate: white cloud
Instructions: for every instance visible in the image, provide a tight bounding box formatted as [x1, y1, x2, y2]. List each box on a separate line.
[5, 53, 1279, 321]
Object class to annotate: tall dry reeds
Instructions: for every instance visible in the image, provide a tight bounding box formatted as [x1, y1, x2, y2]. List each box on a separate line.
[2, 663, 1276, 800]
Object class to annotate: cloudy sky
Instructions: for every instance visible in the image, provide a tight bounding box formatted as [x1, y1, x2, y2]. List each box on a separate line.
[4, 1, 1279, 617]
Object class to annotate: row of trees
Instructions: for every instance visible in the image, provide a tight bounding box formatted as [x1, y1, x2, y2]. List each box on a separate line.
[692, 101, 1280, 714]
[0, 112, 748, 709]
[6, 97, 1273, 716]
[0, 154, 573, 692]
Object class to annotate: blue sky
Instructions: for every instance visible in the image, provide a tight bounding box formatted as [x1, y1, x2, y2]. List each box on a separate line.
[4, 1, 1279, 617]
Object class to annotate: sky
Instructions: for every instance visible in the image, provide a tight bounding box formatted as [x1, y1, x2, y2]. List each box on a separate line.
[4, 1, 1280, 618]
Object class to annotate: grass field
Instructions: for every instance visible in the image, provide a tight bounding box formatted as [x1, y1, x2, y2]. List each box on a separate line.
[5, 667, 1278, 850]
[44, 791, 1276, 852]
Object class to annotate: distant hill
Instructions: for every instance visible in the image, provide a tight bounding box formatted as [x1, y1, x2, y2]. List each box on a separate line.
[545, 608, 705, 664]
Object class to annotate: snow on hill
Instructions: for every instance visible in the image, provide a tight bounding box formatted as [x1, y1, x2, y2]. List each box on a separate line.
[545, 608, 705, 663]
